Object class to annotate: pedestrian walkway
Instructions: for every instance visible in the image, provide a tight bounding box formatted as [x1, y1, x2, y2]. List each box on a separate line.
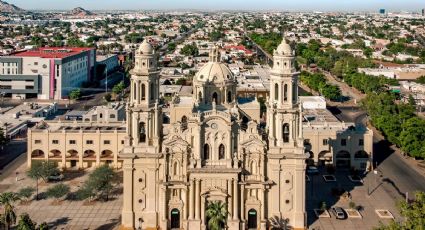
[0, 158, 122, 229]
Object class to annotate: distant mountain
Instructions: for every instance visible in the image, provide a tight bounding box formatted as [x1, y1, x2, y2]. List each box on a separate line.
[68, 7, 95, 16]
[0, 0, 26, 13]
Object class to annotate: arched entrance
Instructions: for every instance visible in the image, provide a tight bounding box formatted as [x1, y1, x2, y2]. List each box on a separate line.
[336, 150, 351, 169]
[247, 209, 257, 229]
[170, 208, 180, 229]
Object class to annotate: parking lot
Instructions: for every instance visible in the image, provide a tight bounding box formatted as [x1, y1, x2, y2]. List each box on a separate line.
[307, 167, 402, 230]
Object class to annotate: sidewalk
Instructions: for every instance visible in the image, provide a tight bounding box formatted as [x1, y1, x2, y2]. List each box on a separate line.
[0, 158, 122, 229]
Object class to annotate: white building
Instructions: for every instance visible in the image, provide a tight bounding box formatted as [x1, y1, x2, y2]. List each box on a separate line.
[0, 47, 95, 100]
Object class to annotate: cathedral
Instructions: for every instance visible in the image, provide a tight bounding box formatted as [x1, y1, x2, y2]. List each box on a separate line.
[120, 38, 307, 230]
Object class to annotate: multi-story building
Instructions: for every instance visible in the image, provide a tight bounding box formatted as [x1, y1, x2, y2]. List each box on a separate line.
[120, 39, 307, 230]
[300, 96, 373, 171]
[27, 121, 126, 169]
[0, 47, 95, 100]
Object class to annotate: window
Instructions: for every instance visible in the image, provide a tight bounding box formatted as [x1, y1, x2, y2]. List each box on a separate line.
[35, 140, 41, 144]
[282, 123, 290, 143]
[150, 83, 154, 100]
[219, 144, 225, 160]
[121, 140, 125, 145]
[86, 140, 93, 145]
[52, 140, 59, 144]
[341, 139, 347, 146]
[323, 139, 328, 145]
[110, 114, 116, 119]
[25, 85, 34, 90]
[274, 83, 278, 100]
[227, 91, 232, 103]
[104, 140, 111, 145]
[284, 84, 288, 101]
[69, 140, 76, 144]
[34, 62, 38, 65]
[359, 139, 364, 146]
[139, 122, 146, 143]
[141, 84, 146, 100]
[203, 144, 210, 160]
[99, 113, 103, 119]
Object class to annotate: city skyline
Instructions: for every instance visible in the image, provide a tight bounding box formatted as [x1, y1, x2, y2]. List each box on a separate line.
[6, 0, 425, 11]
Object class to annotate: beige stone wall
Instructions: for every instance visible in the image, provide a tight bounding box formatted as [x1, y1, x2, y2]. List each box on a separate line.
[303, 125, 373, 170]
[28, 123, 126, 169]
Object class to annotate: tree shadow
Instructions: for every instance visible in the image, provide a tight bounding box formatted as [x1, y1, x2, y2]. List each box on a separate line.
[47, 217, 70, 228]
[95, 217, 121, 230]
[269, 216, 290, 230]
[373, 139, 395, 167]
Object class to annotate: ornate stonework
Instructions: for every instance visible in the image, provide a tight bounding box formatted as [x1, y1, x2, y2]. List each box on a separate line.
[121, 40, 307, 230]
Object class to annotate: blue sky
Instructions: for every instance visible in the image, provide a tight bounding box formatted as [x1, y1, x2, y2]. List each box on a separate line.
[7, 0, 425, 11]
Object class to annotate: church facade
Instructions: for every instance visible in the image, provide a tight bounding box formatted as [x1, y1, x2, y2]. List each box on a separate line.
[121, 39, 307, 230]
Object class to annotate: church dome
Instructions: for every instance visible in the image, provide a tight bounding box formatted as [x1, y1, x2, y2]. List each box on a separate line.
[275, 39, 293, 56]
[195, 62, 234, 83]
[138, 39, 154, 55]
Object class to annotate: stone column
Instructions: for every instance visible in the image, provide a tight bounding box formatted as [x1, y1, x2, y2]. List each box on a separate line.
[233, 179, 238, 220]
[183, 188, 188, 220]
[241, 184, 245, 221]
[195, 179, 200, 220]
[122, 163, 134, 228]
[189, 180, 195, 219]
[260, 188, 265, 220]
[162, 186, 167, 221]
[227, 180, 233, 220]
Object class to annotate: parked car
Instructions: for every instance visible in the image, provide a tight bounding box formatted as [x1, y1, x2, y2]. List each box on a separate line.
[331, 207, 346, 219]
[307, 166, 319, 175]
[48, 173, 64, 181]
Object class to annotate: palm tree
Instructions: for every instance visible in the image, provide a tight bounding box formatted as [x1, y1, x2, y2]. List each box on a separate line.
[0, 192, 20, 230]
[269, 216, 289, 230]
[205, 201, 228, 230]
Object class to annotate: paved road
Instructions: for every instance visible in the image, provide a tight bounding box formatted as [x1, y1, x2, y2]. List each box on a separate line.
[328, 105, 425, 200]
[0, 139, 27, 171]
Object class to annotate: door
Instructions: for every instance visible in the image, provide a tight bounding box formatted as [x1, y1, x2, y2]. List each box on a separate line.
[170, 208, 180, 229]
[247, 209, 257, 229]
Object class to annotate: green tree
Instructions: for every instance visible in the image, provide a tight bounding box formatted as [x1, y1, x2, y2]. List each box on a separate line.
[46, 183, 70, 202]
[17, 187, 35, 203]
[416, 76, 425, 84]
[180, 43, 198, 56]
[205, 201, 228, 230]
[399, 117, 425, 158]
[175, 78, 187, 85]
[375, 191, 425, 229]
[112, 81, 125, 95]
[27, 161, 60, 200]
[17, 213, 36, 230]
[0, 192, 20, 230]
[69, 89, 81, 100]
[79, 165, 119, 201]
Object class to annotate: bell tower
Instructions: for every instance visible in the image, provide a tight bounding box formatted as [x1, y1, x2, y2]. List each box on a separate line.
[121, 39, 163, 230]
[127, 39, 161, 147]
[267, 38, 301, 148]
[266, 38, 307, 229]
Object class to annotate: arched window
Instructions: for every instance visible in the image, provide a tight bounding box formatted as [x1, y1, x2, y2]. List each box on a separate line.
[219, 144, 225, 160]
[203, 144, 210, 160]
[141, 84, 146, 100]
[133, 82, 137, 100]
[283, 123, 290, 143]
[284, 84, 288, 101]
[227, 91, 232, 103]
[212, 92, 218, 103]
[181, 116, 188, 131]
[139, 122, 146, 143]
[198, 91, 203, 102]
[99, 113, 103, 119]
[274, 83, 278, 100]
[150, 83, 154, 100]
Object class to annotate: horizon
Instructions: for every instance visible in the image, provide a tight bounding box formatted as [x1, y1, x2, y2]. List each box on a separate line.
[4, 0, 425, 12]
